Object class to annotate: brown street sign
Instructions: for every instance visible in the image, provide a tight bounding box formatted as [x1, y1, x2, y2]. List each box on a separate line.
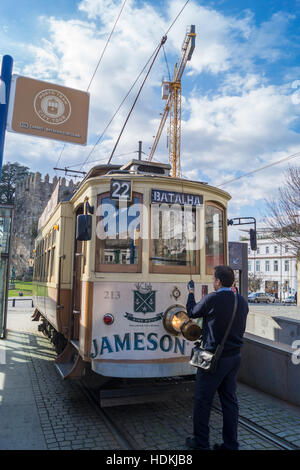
[7, 75, 90, 145]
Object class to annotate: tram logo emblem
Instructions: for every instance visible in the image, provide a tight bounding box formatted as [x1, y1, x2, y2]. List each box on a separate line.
[134, 283, 155, 313]
[34, 89, 71, 125]
[125, 283, 162, 323]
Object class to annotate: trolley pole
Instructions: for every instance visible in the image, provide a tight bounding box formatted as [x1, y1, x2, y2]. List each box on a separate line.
[0, 55, 13, 181]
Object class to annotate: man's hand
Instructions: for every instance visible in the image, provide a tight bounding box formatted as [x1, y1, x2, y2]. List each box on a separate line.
[187, 280, 195, 293]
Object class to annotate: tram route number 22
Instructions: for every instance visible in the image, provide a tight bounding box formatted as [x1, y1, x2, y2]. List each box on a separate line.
[110, 179, 132, 200]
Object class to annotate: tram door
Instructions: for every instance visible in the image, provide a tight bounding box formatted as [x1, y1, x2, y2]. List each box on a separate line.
[72, 206, 84, 340]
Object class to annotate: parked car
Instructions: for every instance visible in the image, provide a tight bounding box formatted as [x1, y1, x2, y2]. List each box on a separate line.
[283, 296, 296, 304]
[248, 292, 271, 303]
[266, 293, 277, 303]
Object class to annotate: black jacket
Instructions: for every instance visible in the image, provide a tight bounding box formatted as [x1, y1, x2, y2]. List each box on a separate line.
[186, 290, 248, 357]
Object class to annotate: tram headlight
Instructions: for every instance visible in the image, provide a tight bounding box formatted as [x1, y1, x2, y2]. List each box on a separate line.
[163, 305, 201, 341]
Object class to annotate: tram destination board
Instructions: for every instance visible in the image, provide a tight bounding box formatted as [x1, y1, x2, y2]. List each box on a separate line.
[151, 189, 203, 206]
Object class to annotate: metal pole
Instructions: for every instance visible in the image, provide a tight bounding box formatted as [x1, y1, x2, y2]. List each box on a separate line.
[138, 141, 142, 160]
[280, 243, 282, 302]
[0, 55, 13, 181]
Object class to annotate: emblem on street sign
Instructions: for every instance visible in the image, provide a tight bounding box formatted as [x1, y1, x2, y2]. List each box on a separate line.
[6, 75, 89, 145]
[34, 89, 71, 125]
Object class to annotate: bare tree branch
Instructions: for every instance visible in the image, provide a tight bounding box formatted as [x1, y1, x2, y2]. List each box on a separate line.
[265, 165, 300, 258]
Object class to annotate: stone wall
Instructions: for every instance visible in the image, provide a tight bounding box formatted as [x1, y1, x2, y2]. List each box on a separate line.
[11, 173, 77, 278]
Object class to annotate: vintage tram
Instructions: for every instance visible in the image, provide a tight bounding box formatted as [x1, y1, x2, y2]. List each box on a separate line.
[32, 159, 231, 380]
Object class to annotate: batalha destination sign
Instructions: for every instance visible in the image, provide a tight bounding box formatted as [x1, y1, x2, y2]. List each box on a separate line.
[151, 189, 203, 206]
[6, 75, 90, 145]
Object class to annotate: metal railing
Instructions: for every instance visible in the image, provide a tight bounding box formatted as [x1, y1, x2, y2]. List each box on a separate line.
[8, 298, 34, 308]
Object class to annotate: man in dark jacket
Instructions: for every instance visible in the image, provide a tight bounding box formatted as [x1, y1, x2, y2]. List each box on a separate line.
[185, 265, 248, 451]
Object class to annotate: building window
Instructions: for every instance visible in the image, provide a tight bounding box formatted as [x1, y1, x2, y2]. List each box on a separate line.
[256, 260, 260, 272]
[284, 280, 289, 292]
[274, 246, 278, 254]
[248, 261, 252, 272]
[274, 260, 278, 271]
[285, 245, 289, 253]
[265, 260, 270, 272]
[248, 247, 250, 254]
[266, 246, 269, 254]
[285, 260, 289, 272]
[257, 247, 260, 254]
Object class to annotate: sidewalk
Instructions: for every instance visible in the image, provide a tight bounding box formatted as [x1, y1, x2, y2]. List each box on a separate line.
[0, 310, 47, 449]
[0, 307, 121, 450]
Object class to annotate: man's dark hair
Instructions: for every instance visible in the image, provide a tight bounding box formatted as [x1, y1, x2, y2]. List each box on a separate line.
[214, 265, 234, 287]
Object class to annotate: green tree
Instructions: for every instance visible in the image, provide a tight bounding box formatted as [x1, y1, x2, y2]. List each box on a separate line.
[0, 162, 30, 203]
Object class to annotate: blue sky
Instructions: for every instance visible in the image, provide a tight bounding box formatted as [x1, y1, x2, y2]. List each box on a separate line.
[1, 0, 300, 239]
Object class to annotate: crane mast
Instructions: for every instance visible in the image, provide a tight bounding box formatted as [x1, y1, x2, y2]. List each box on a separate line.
[149, 25, 196, 177]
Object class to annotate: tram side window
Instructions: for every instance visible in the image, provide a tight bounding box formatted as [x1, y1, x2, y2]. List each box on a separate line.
[150, 204, 198, 274]
[205, 203, 225, 275]
[95, 192, 142, 272]
[48, 229, 56, 281]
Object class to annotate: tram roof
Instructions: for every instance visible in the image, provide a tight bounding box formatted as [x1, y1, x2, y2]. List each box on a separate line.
[75, 159, 231, 200]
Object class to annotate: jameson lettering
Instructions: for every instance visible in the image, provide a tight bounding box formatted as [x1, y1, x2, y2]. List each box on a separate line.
[90, 332, 186, 358]
[151, 189, 203, 206]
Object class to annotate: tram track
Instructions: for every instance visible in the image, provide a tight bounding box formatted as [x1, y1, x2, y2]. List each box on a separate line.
[212, 405, 298, 451]
[77, 380, 137, 450]
[77, 378, 297, 451]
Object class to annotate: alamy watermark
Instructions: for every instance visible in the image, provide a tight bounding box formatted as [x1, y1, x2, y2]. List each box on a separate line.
[0, 342, 6, 365]
[96, 202, 206, 250]
[291, 340, 300, 365]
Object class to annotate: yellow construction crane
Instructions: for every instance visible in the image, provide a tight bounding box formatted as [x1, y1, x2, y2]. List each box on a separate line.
[149, 25, 196, 177]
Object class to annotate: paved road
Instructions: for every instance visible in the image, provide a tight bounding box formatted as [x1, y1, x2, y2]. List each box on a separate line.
[249, 303, 300, 320]
[1, 306, 299, 450]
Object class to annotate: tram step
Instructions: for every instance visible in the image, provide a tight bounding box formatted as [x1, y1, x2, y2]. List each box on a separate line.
[55, 362, 74, 379]
[54, 354, 85, 380]
[70, 340, 79, 351]
[54, 341, 86, 380]
[99, 380, 195, 407]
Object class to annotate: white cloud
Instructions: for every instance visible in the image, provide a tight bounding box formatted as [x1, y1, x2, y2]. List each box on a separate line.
[1, 0, 299, 221]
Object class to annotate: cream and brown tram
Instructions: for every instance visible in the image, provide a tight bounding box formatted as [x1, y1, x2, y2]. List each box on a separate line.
[33, 159, 231, 380]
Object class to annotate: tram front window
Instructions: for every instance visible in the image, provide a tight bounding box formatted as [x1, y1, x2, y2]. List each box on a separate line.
[96, 193, 142, 272]
[205, 203, 225, 274]
[151, 204, 198, 273]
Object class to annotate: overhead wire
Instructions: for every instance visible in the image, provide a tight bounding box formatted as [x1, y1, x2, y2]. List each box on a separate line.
[67, 151, 136, 169]
[78, 45, 161, 171]
[107, 36, 167, 165]
[75, 0, 191, 170]
[54, 0, 128, 172]
[217, 151, 300, 188]
[86, 0, 128, 93]
[165, 0, 190, 35]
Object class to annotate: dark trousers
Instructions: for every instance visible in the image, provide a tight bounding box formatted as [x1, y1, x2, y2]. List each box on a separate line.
[193, 353, 241, 450]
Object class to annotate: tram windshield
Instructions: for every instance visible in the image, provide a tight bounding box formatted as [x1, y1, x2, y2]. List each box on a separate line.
[151, 204, 197, 267]
[96, 194, 141, 271]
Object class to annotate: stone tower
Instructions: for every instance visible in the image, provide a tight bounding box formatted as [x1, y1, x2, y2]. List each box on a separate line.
[11, 173, 76, 278]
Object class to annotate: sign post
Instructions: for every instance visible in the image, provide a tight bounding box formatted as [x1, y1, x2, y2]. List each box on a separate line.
[0, 55, 13, 181]
[7, 75, 89, 145]
[0, 203, 14, 339]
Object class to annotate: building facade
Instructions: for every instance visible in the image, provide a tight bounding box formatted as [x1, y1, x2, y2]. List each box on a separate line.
[247, 237, 297, 300]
